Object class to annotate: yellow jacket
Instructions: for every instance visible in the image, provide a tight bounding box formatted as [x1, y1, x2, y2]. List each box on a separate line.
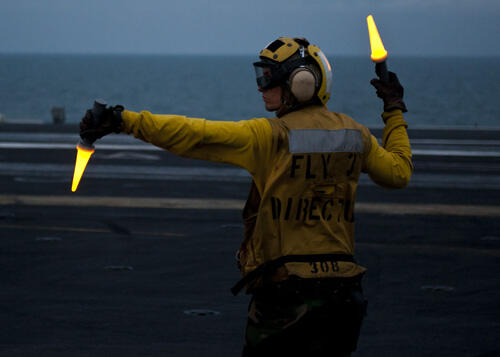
[122, 105, 412, 290]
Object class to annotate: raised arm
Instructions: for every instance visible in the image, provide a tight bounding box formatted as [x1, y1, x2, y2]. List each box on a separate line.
[364, 109, 413, 188]
[363, 71, 413, 188]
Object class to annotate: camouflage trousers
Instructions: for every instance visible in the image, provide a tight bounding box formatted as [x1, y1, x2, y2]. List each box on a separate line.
[242, 277, 366, 357]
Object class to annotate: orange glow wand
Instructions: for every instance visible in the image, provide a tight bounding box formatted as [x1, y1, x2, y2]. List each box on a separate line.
[71, 99, 106, 192]
[367, 14, 389, 82]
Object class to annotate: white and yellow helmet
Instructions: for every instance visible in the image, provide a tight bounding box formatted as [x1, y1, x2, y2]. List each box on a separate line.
[253, 37, 333, 105]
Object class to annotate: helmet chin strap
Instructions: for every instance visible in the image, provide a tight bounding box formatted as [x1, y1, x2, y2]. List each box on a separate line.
[275, 103, 290, 118]
[275, 85, 296, 117]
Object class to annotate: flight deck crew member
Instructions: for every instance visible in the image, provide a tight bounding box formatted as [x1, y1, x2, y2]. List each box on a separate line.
[79, 37, 412, 357]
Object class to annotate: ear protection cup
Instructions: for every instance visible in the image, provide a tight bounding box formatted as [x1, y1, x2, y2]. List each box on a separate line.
[289, 67, 317, 103]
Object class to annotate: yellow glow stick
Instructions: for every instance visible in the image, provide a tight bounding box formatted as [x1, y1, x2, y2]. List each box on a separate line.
[71, 143, 95, 192]
[367, 14, 388, 63]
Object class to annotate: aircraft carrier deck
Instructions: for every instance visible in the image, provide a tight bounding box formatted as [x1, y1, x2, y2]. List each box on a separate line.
[1, 123, 499, 356]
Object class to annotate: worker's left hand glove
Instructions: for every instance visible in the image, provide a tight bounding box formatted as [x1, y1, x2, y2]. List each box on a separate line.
[79, 105, 124, 143]
[370, 72, 408, 113]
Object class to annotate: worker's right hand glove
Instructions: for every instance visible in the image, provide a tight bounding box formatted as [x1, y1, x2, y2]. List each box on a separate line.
[370, 72, 408, 113]
[79, 105, 124, 143]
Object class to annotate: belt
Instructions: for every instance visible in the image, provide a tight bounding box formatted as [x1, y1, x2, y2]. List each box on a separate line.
[231, 253, 355, 295]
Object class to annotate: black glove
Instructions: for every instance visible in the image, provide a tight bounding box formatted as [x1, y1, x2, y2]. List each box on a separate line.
[79, 105, 124, 143]
[370, 72, 408, 113]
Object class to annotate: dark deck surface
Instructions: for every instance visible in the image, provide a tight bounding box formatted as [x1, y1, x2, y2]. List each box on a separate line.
[1, 123, 499, 356]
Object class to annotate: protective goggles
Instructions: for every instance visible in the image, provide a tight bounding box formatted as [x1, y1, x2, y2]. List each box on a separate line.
[253, 57, 312, 90]
[253, 62, 282, 90]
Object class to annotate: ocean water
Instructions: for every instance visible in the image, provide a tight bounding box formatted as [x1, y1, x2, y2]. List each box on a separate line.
[0, 54, 499, 128]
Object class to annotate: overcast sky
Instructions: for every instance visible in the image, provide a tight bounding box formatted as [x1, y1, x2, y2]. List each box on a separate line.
[0, 0, 499, 56]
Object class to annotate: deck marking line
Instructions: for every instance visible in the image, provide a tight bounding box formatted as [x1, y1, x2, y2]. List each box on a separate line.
[1, 195, 500, 217]
[0, 223, 184, 237]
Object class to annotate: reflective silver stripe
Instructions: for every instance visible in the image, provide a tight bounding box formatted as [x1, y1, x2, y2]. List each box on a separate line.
[288, 129, 364, 153]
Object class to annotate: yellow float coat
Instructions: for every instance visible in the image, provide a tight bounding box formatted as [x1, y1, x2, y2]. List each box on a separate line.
[122, 105, 412, 286]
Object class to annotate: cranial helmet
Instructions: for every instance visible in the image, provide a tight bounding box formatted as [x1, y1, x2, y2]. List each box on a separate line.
[253, 37, 333, 105]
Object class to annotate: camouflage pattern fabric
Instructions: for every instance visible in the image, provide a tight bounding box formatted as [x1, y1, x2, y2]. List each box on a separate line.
[242, 278, 366, 357]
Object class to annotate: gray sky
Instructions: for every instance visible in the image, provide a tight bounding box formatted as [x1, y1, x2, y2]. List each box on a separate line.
[0, 0, 499, 56]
